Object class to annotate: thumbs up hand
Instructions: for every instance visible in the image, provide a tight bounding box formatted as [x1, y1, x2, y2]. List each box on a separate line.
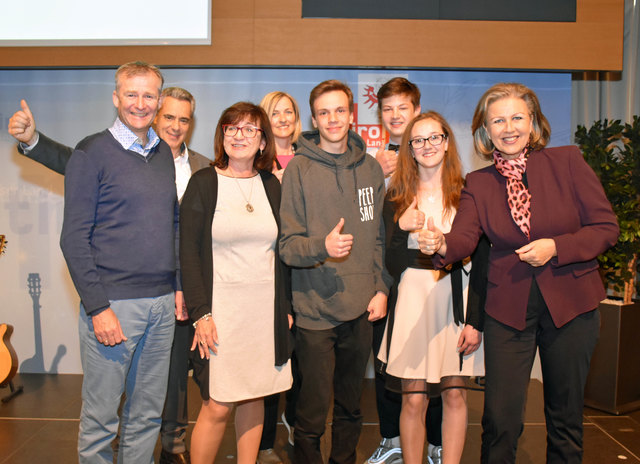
[418, 217, 446, 256]
[398, 196, 426, 232]
[8, 99, 38, 146]
[325, 218, 354, 258]
[375, 148, 398, 176]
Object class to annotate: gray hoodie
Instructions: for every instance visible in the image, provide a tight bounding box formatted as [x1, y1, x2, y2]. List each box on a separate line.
[279, 129, 392, 330]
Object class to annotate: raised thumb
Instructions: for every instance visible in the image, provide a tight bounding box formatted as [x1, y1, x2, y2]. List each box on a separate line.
[427, 216, 435, 231]
[21, 99, 34, 123]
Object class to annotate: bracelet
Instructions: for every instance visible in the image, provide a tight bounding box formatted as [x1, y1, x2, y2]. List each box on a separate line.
[193, 313, 212, 329]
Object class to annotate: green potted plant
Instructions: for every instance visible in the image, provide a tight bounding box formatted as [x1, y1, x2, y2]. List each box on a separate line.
[575, 116, 640, 414]
[575, 116, 640, 302]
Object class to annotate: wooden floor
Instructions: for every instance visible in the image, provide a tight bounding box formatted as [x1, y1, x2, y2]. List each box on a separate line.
[1, 373, 639, 463]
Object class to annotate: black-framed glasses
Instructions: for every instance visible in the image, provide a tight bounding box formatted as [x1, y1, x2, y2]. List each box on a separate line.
[222, 125, 263, 138]
[409, 134, 447, 149]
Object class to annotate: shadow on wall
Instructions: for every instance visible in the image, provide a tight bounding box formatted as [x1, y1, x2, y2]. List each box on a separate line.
[20, 272, 67, 378]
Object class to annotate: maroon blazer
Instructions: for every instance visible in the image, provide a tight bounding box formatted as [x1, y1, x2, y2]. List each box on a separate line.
[433, 146, 619, 330]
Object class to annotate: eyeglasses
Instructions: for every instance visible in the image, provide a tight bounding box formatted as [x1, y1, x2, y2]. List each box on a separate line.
[408, 134, 447, 150]
[222, 125, 262, 138]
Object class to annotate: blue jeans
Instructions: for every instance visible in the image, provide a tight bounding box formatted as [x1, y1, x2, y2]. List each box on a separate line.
[78, 293, 175, 464]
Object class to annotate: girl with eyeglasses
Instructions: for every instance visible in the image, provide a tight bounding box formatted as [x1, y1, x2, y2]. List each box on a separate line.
[377, 111, 487, 464]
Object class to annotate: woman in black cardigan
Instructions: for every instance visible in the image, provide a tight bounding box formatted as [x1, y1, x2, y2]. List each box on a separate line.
[180, 102, 293, 464]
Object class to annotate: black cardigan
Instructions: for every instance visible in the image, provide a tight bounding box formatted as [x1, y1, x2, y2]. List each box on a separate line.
[179, 167, 293, 400]
[380, 198, 489, 367]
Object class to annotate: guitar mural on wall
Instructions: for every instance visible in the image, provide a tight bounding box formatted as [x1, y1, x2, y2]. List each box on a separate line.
[0, 235, 24, 402]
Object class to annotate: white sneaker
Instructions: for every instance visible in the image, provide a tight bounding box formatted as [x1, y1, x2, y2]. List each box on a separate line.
[281, 411, 294, 447]
[364, 437, 403, 463]
[427, 444, 442, 464]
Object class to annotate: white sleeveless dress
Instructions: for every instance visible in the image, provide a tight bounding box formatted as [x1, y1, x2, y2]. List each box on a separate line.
[378, 199, 485, 383]
[208, 173, 292, 402]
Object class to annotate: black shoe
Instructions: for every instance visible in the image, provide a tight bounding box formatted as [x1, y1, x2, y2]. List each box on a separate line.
[159, 449, 190, 464]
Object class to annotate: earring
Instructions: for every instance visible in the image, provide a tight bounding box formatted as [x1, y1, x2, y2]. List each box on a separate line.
[258, 148, 262, 157]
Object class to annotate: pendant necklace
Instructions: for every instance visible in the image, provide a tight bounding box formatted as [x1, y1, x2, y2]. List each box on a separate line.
[420, 188, 440, 204]
[231, 172, 255, 213]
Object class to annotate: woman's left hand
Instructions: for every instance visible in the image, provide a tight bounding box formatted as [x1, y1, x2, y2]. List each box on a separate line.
[515, 238, 557, 267]
[191, 317, 219, 359]
[457, 325, 482, 356]
[417, 217, 446, 256]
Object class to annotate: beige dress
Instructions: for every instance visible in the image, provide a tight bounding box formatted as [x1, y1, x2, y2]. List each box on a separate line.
[378, 199, 484, 383]
[208, 173, 292, 402]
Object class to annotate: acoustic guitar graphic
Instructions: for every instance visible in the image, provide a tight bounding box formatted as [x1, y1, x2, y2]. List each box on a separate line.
[0, 236, 16, 385]
[0, 324, 19, 386]
[0, 235, 24, 402]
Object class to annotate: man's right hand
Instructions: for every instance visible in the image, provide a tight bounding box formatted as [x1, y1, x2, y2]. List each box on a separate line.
[375, 148, 398, 177]
[91, 308, 128, 346]
[325, 218, 354, 258]
[8, 99, 38, 146]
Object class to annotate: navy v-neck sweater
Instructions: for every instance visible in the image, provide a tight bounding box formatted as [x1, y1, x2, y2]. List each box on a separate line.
[60, 130, 178, 315]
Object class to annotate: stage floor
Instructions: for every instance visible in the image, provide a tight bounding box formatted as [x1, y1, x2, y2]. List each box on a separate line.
[1, 374, 639, 463]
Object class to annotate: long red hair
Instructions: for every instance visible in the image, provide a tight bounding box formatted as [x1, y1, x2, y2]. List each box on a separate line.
[387, 111, 464, 222]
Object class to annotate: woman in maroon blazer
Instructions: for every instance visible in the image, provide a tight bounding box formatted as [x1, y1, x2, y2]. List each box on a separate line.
[419, 82, 619, 463]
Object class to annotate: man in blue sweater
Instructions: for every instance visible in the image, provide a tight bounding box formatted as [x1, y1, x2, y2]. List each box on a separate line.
[59, 61, 180, 464]
[9, 86, 210, 464]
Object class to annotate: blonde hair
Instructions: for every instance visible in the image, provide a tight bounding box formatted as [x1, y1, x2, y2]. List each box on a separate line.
[471, 82, 551, 160]
[260, 91, 302, 143]
[115, 61, 164, 93]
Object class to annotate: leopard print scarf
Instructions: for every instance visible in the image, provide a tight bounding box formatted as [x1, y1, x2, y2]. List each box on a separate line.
[493, 147, 531, 238]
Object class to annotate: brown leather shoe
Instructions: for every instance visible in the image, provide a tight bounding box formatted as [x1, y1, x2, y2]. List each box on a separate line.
[257, 448, 284, 464]
[159, 449, 190, 464]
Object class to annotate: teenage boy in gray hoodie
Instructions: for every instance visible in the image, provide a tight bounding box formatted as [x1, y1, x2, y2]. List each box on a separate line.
[279, 80, 392, 464]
